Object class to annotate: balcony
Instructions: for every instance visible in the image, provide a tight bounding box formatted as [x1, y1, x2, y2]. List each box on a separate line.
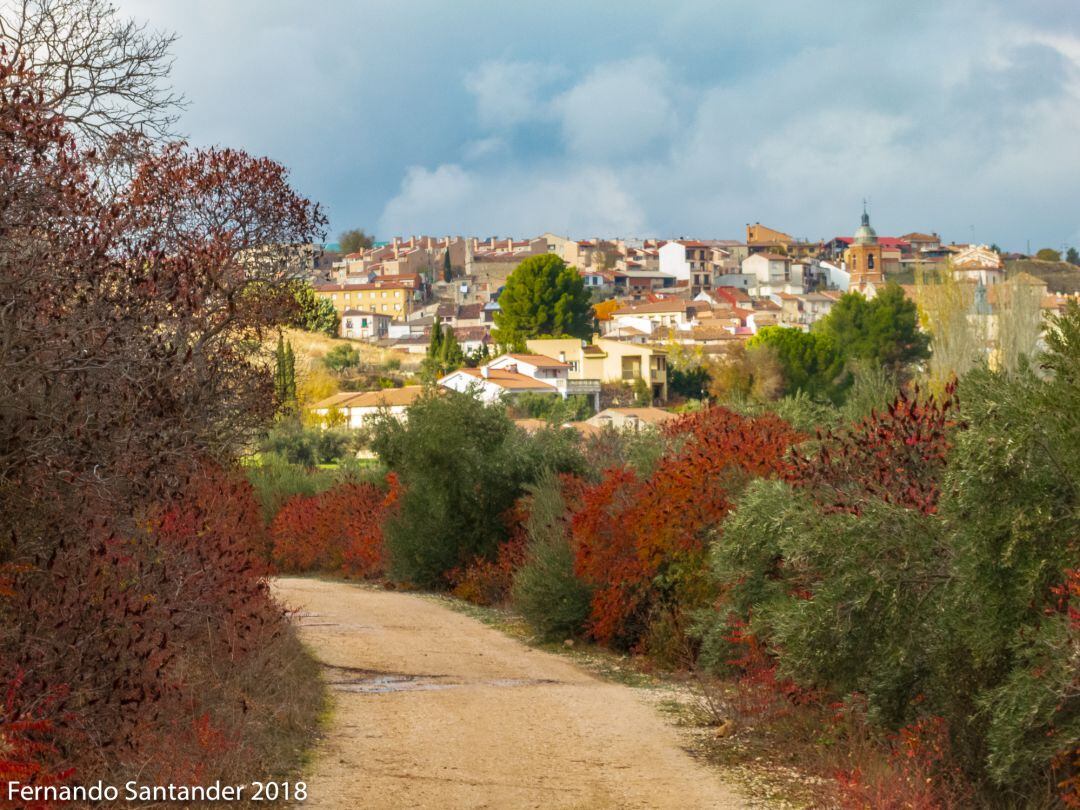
[565, 379, 601, 395]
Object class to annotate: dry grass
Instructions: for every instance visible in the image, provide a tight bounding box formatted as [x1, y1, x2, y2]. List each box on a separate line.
[282, 329, 421, 374]
[1006, 259, 1080, 293]
[265, 329, 423, 412]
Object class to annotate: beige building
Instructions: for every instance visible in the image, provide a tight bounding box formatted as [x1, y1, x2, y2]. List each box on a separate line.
[314, 280, 416, 318]
[585, 407, 677, 431]
[526, 337, 669, 402]
[951, 244, 1005, 285]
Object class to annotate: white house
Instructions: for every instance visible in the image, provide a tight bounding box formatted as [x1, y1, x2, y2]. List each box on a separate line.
[438, 353, 574, 404]
[341, 310, 392, 340]
[311, 385, 426, 430]
[658, 240, 693, 282]
[742, 252, 805, 296]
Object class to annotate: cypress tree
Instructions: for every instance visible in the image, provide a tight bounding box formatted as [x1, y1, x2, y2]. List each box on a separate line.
[443, 249, 452, 283]
[283, 340, 297, 405]
[440, 325, 464, 370]
[274, 333, 287, 403]
[428, 316, 444, 359]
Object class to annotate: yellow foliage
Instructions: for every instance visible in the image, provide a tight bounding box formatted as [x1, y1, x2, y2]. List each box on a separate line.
[593, 299, 620, 322]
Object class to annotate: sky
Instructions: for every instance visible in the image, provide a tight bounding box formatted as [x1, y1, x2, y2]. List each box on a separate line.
[121, 0, 1080, 252]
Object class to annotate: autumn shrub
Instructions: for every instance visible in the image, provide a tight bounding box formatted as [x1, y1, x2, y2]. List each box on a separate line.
[571, 407, 800, 650]
[0, 466, 322, 789]
[512, 472, 593, 640]
[0, 48, 325, 791]
[247, 455, 337, 524]
[270, 476, 396, 578]
[450, 536, 529, 607]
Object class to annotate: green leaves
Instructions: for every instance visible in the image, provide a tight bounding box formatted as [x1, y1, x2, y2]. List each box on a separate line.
[291, 281, 339, 336]
[747, 326, 847, 402]
[816, 283, 929, 371]
[492, 254, 592, 347]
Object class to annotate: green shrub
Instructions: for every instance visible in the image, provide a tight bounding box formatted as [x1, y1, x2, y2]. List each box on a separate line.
[511, 472, 592, 640]
[245, 456, 338, 524]
[261, 422, 353, 466]
[370, 391, 584, 587]
[323, 343, 361, 373]
[510, 392, 593, 423]
[695, 306, 1080, 801]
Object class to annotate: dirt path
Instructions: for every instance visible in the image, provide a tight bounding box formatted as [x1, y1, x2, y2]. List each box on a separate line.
[273, 577, 749, 810]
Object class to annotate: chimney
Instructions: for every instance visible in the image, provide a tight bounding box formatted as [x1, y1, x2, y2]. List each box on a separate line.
[506, 237, 513, 251]
[409, 236, 416, 248]
[393, 236, 401, 249]
[481, 365, 489, 379]
[489, 236, 497, 249]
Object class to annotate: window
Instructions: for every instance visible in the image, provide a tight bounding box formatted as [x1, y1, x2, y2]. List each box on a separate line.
[395, 303, 401, 311]
[381, 291, 387, 298]
[361, 318, 368, 327]
[381, 304, 388, 312]
[867, 253, 875, 269]
[569, 361, 579, 372]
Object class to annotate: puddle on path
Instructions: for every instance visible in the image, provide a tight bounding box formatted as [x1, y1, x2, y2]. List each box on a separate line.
[321, 664, 562, 695]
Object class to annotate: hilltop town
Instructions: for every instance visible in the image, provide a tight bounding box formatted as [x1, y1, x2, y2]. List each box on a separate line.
[303, 213, 1078, 426]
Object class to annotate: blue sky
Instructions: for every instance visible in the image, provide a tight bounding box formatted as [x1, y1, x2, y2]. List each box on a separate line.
[123, 0, 1080, 251]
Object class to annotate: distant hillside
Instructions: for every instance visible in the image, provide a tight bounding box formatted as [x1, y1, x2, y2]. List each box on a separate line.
[1006, 259, 1080, 293]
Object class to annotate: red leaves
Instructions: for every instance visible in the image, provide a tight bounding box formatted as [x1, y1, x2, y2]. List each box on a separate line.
[571, 407, 801, 647]
[1, 464, 288, 787]
[791, 382, 960, 515]
[832, 711, 973, 810]
[270, 477, 398, 579]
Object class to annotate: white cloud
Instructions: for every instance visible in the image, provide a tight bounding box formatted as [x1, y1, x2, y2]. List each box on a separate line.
[462, 136, 508, 162]
[378, 163, 646, 238]
[464, 60, 565, 130]
[552, 57, 676, 160]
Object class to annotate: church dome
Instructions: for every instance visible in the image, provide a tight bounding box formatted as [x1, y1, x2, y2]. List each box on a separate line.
[853, 210, 878, 245]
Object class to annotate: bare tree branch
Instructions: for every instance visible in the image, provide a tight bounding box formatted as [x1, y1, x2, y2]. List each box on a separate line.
[0, 0, 186, 146]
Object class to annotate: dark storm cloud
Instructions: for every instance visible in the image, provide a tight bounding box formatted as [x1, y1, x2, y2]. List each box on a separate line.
[123, 0, 1080, 250]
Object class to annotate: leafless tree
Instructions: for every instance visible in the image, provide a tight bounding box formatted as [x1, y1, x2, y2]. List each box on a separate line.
[0, 0, 185, 146]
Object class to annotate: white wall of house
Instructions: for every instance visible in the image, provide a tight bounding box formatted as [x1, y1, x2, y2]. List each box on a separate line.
[819, 260, 850, 292]
[741, 254, 789, 284]
[658, 242, 690, 281]
[341, 312, 390, 340]
[438, 372, 506, 404]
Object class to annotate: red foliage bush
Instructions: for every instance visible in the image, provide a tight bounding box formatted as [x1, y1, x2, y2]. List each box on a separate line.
[571, 407, 801, 648]
[270, 475, 398, 578]
[833, 712, 974, 810]
[0, 465, 290, 786]
[449, 499, 529, 606]
[722, 616, 818, 720]
[790, 382, 959, 515]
